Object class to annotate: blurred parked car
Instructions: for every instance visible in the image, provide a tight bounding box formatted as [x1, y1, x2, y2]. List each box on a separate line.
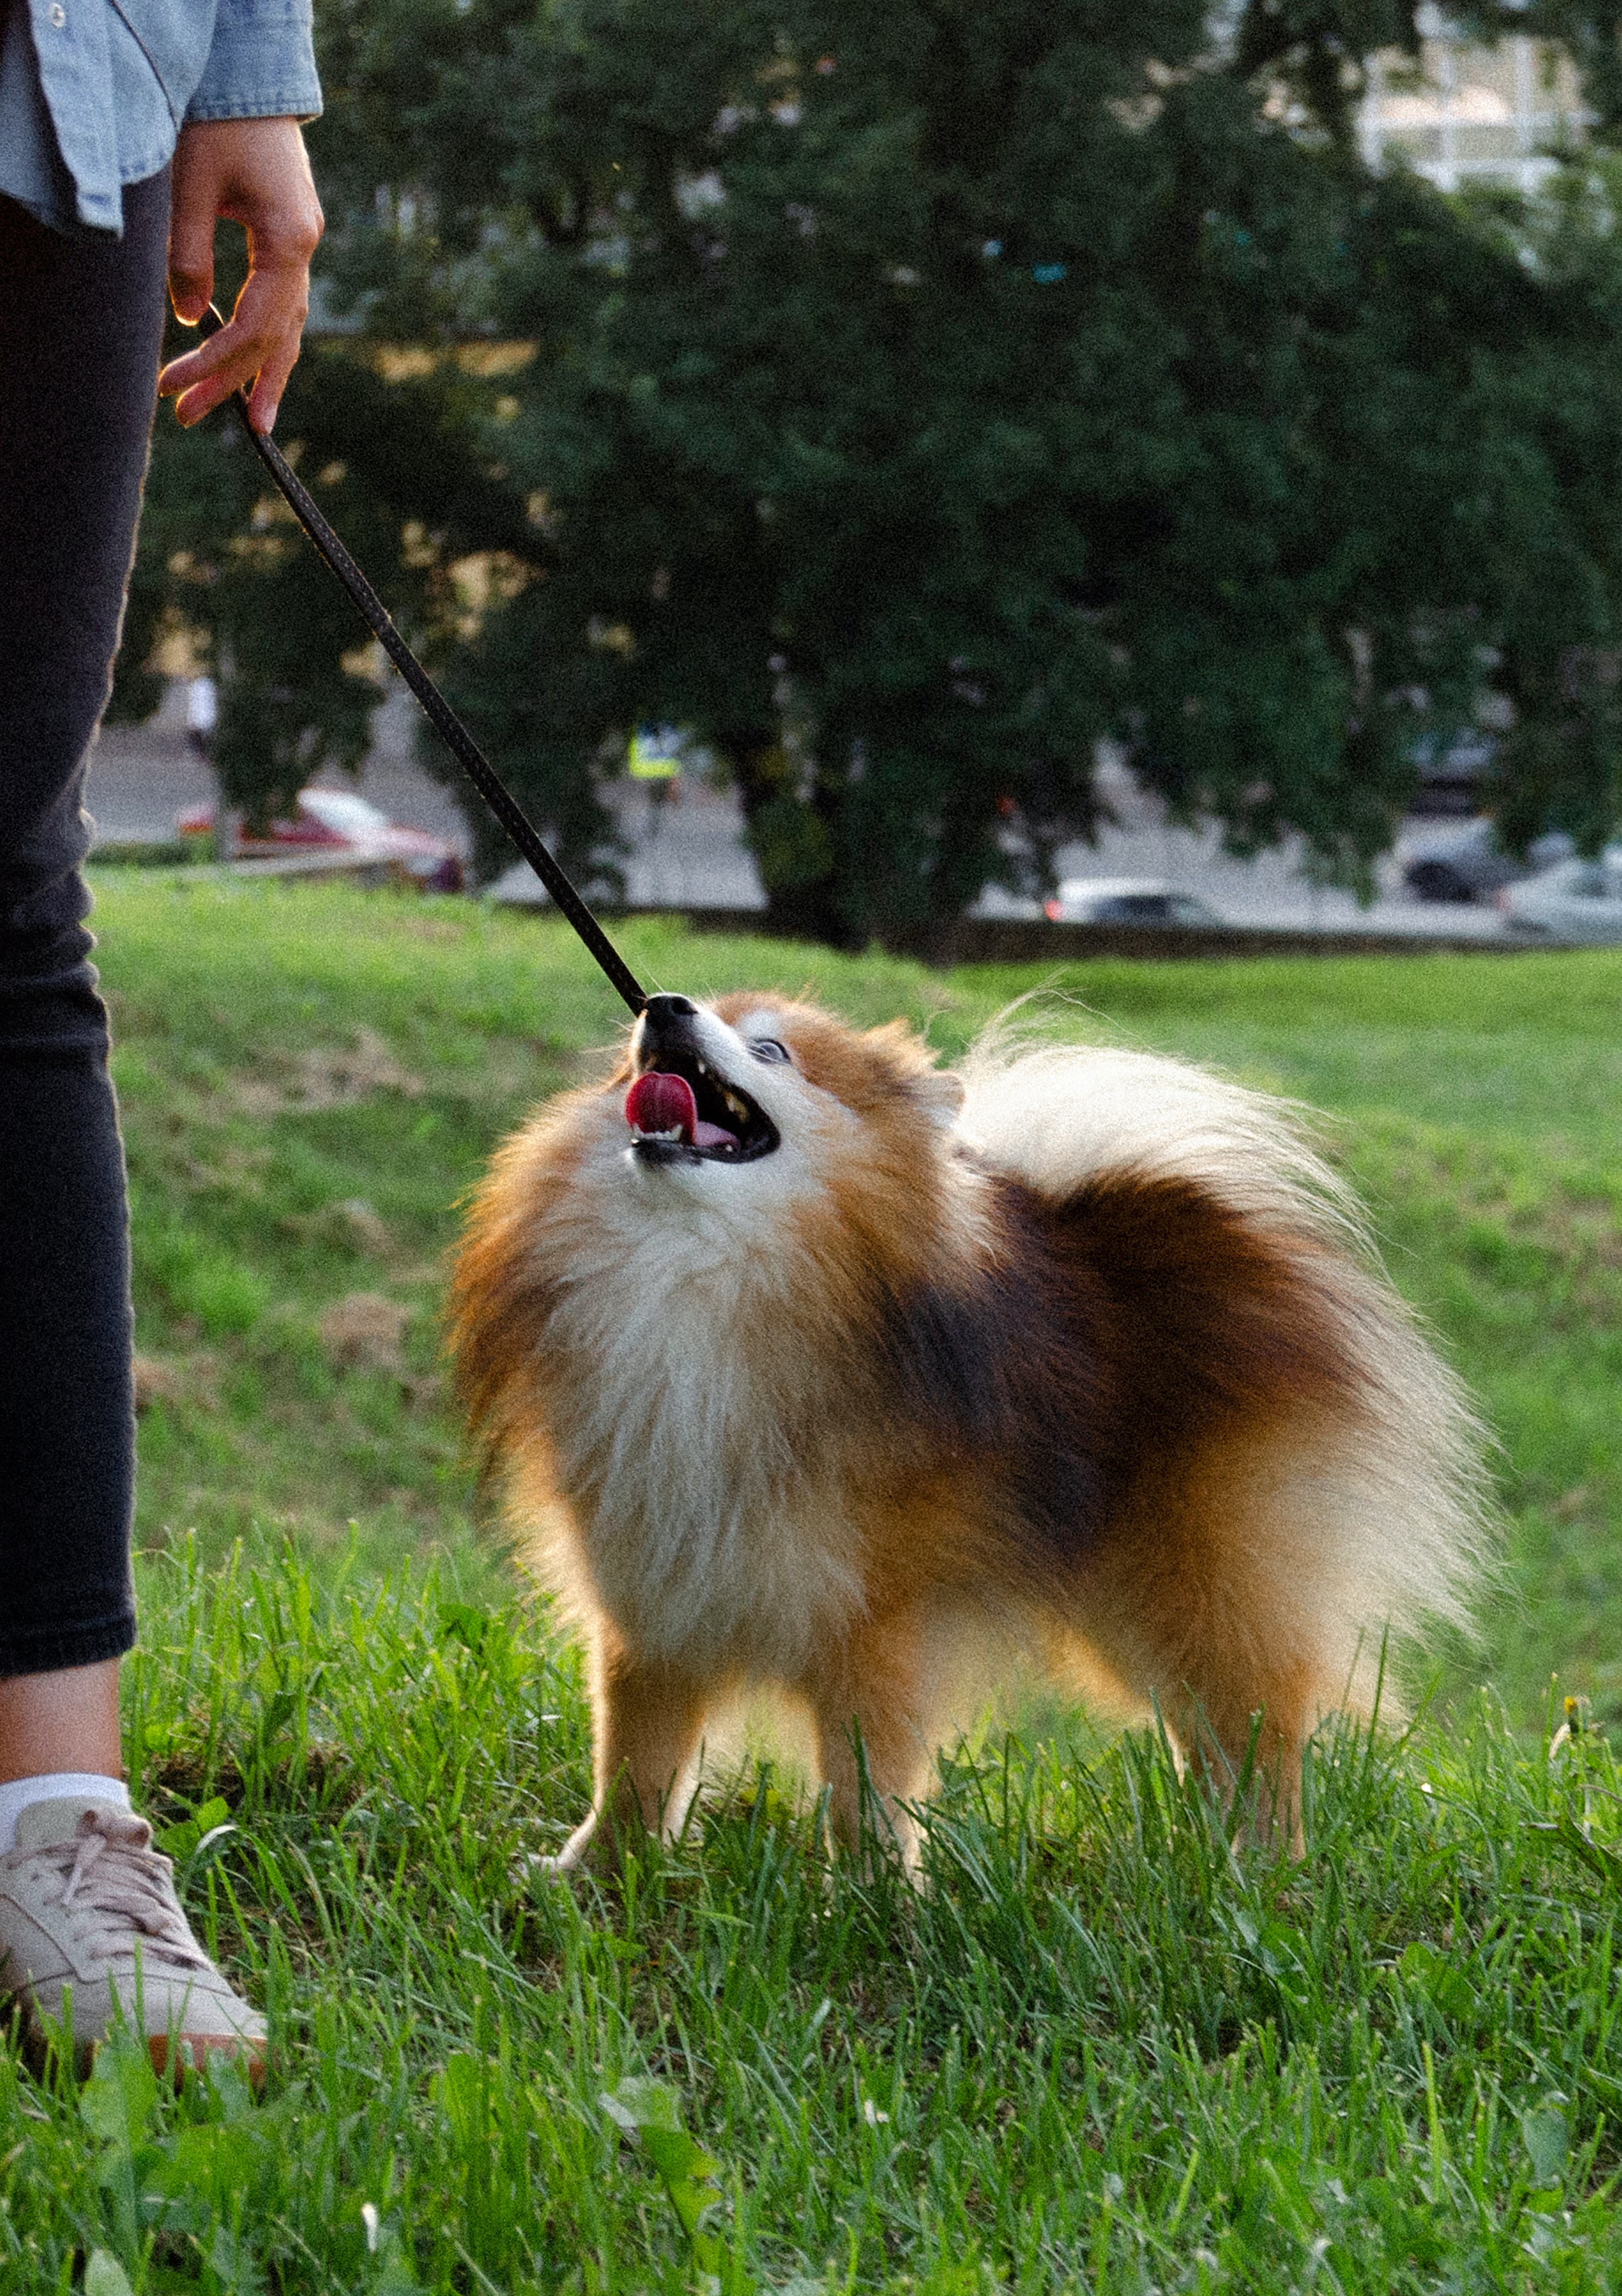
[1042, 879, 1224, 927]
[178, 788, 465, 890]
[1397, 816, 1572, 904]
[1408, 730, 1497, 819]
[1496, 849, 1622, 942]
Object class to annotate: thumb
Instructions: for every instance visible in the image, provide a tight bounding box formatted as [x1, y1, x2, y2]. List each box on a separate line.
[166, 172, 217, 323]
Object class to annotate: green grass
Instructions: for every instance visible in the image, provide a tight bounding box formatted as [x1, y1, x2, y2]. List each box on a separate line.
[15, 870, 1617, 2292]
[14, 1547, 1622, 2293]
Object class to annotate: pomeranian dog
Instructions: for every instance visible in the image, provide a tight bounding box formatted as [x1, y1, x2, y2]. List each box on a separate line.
[453, 990, 1485, 1874]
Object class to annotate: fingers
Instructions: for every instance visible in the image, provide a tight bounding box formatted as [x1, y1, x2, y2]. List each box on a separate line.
[164, 117, 229, 332]
[243, 323, 303, 436]
[159, 263, 312, 431]
[158, 118, 323, 433]
[165, 178, 215, 326]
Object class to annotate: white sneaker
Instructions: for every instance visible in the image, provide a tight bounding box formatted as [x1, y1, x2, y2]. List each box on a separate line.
[0, 1797, 266, 2077]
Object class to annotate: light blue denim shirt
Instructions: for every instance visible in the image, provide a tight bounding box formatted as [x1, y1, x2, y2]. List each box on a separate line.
[0, 0, 320, 235]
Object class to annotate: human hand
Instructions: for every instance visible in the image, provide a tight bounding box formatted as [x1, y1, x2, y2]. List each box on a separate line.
[157, 117, 324, 434]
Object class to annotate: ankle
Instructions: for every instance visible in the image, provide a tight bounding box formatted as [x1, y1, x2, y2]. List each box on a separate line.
[0, 1657, 122, 1785]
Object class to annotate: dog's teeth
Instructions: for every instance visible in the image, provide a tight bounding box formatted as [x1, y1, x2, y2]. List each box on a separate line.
[723, 1090, 747, 1122]
[696, 1058, 709, 1077]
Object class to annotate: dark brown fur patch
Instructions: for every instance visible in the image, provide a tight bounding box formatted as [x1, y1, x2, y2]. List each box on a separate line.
[846, 1168, 1365, 1592]
[1038, 1167, 1367, 1469]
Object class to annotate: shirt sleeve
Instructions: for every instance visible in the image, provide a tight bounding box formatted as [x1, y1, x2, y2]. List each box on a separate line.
[183, 0, 321, 124]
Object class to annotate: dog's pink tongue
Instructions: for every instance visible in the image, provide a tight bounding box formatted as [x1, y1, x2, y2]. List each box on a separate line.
[626, 1069, 696, 1142]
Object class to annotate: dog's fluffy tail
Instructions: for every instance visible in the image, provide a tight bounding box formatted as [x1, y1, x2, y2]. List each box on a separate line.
[957, 1035, 1492, 1691]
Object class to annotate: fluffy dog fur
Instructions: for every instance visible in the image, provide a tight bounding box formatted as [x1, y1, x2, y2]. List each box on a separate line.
[453, 991, 1487, 1873]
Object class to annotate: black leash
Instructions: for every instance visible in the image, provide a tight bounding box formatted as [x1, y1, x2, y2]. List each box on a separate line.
[193, 306, 648, 1017]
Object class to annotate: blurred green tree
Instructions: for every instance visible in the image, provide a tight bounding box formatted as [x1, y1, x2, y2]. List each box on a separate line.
[118, 0, 1622, 941]
[115, 308, 546, 841]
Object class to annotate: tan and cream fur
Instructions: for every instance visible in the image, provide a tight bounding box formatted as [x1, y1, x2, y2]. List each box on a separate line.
[453, 991, 1486, 1874]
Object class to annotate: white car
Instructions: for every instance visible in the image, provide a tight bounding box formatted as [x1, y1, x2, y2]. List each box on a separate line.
[1043, 879, 1224, 927]
[1496, 849, 1622, 943]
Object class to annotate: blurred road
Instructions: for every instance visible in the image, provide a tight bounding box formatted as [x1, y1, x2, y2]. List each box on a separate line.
[87, 680, 1506, 940]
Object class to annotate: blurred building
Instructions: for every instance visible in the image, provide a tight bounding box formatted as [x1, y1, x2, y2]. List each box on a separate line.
[1358, 26, 1588, 194]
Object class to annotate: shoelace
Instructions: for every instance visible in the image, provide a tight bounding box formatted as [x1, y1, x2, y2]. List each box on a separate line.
[17, 1810, 212, 1974]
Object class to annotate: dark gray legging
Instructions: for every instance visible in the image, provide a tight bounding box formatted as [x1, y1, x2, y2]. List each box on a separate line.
[0, 168, 171, 1675]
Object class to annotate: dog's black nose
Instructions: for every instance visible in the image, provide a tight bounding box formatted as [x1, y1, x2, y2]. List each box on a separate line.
[636, 993, 701, 1065]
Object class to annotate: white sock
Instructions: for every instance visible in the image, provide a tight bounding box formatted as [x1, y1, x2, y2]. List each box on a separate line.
[0, 1772, 130, 1854]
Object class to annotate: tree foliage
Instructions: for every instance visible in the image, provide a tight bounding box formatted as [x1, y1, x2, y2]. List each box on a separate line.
[121, 0, 1622, 942]
[118, 296, 532, 837]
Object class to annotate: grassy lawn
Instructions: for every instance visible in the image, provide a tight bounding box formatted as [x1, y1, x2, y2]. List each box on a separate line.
[9, 871, 1617, 2292]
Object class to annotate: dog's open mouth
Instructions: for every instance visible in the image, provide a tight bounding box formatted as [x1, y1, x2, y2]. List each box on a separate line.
[625, 1054, 779, 1163]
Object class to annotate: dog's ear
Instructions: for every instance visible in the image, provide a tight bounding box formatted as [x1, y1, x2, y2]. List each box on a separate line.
[911, 1067, 966, 1130]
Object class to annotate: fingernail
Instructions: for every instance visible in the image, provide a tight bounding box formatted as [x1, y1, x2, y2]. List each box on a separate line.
[261, 402, 279, 434]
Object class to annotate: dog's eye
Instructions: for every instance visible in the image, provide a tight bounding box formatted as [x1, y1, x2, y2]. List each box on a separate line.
[750, 1038, 791, 1065]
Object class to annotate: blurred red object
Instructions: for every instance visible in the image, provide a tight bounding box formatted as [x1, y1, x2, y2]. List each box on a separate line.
[178, 788, 464, 891]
